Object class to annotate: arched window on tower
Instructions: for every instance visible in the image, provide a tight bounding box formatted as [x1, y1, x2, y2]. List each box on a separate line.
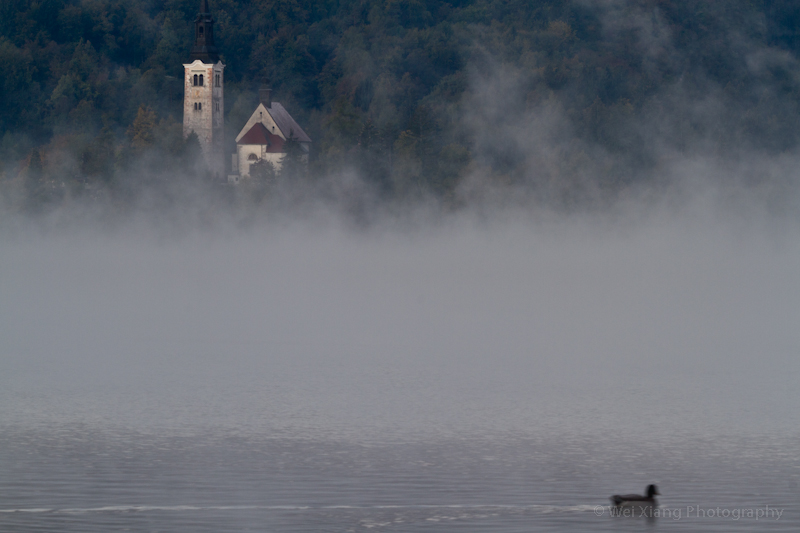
[199, 74, 204, 87]
[199, 26, 204, 37]
[248, 154, 259, 161]
[215, 74, 220, 87]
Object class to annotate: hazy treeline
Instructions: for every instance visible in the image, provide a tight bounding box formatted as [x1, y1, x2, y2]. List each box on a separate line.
[2, 0, 800, 212]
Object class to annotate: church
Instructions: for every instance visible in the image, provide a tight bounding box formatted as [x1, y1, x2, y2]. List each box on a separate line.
[182, 0, 311, 182]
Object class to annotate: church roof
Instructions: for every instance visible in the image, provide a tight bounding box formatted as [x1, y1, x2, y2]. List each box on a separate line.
[238, 123, 285, 152]
[234, 102, 312, 145]
[238, 122, 270, 145]
[267, 102, 312, 143]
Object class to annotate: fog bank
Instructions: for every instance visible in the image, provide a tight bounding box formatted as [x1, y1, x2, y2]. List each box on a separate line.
[1, 194, 798, 443]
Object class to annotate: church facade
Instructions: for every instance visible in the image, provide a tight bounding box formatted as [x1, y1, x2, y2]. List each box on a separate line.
[231, 84, 312, 182]
[182, 0, 310, 182]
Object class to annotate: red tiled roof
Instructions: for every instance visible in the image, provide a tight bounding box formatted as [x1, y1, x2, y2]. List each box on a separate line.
[238, 123, 268, 145]
[237, 123, 285, 152]
[265, 134, 284, 153]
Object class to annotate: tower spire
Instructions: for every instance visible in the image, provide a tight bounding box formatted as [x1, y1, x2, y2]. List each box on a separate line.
[190, 0, 219, 63]
[184, 0, 225, 178]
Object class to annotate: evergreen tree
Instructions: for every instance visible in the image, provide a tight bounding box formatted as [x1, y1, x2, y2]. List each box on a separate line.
[250, 158, 277, 186]
[2, 0, 800, 206]
[24, 148, 51, 209]
[181, 131, 209, 179]
[357, 119, 392, 193]
[279, 130, 305, 181]
[80, 126, 116, 181]
[181, 131, 203, 164]
[128, 106, 157, 152]
[246, 158, 278, 203]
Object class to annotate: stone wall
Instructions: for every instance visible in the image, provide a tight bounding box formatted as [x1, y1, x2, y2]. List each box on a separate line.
[183, 59, 225, 177]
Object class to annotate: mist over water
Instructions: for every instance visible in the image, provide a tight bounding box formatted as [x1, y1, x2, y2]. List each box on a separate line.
[2, 193, 800, 438]
[4, 0, 800, 528]
[2, 190, 800, 531]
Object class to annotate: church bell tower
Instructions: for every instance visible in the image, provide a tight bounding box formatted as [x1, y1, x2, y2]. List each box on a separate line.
[183, 0, 224, 177]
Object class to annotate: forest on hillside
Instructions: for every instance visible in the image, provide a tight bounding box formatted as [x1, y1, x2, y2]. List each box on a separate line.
[2, 0, 800, 210]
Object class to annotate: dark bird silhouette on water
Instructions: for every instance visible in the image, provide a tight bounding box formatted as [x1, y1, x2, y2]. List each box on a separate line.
[610, 484, 660, 508]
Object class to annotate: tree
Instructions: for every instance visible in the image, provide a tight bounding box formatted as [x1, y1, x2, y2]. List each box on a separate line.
[4, 0, 800, 208]
[357, 119, 392, 193]
[24, 148, 55, 209]
[180, 131, 209, 178]
[250, 158, 277, 186]
[180, 131, 203, 162]
[127, 105, 157, 152]
[80, 126, 116, 181]
[279, 130, 306, 181]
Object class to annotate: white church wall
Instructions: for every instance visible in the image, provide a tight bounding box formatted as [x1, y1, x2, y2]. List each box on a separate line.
[237, 144, 286, 178]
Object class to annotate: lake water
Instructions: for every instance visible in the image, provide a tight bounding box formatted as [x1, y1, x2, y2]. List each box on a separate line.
[1, 215, 799, 531]
[1, 425, 798, 532]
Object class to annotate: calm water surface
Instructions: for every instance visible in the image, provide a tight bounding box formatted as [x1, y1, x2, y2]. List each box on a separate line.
[1, 426, 798, 532]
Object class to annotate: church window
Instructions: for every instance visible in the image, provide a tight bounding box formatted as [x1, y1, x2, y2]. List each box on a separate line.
[199, 74, 204, 86]
[198, 103, 202, 111]
[215, 74, 220, 87]
[193, 74, 198, 86]
[199, 26, 204, 36]
[248, 154, 258, 161]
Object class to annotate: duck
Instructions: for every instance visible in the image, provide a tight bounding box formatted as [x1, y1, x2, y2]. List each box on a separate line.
[610, 484, 660, 508]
